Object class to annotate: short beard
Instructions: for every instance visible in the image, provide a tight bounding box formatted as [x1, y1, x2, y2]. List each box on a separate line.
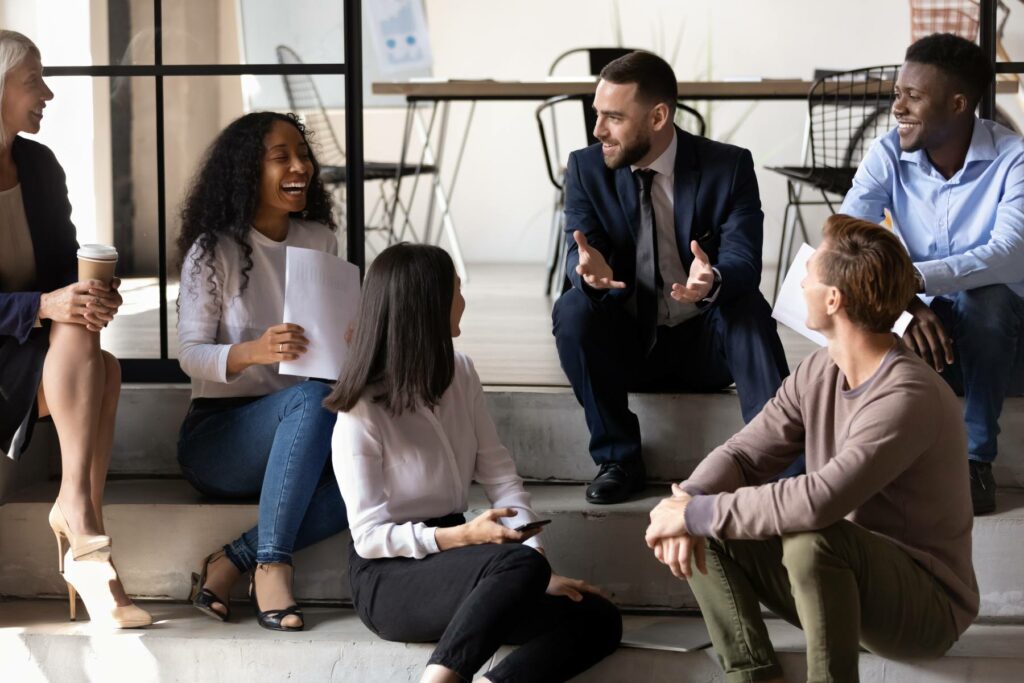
[604, 136, 652, 170]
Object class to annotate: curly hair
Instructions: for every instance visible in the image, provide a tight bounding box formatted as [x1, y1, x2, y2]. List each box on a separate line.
[905, 33, 994, 109]
[176, 111, 336, 297]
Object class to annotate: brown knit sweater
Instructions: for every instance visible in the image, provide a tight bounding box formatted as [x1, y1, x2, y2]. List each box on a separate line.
[683, 342, 979, 634]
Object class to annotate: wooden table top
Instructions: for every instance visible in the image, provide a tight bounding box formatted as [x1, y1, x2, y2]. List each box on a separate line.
[372, 78, 1017, 101]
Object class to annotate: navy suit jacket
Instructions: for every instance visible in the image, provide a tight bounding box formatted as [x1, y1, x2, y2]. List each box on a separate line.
[0, 136, 79, 345]
[563, 127, 764, 307]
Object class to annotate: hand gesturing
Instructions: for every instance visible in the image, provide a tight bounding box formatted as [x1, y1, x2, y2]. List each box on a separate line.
[671, 241, 715, 303]
[573, 230, 625, 290]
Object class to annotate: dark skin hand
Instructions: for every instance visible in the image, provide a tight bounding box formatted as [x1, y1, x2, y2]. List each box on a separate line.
[905, 298, 954, 372]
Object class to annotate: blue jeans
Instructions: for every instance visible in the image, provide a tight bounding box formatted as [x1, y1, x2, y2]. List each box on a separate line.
[177, 381, 347, 571]
[930, 285, 1024, 463]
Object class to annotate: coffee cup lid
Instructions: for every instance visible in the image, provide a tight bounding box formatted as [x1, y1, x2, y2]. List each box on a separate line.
[77, 244, 118, 261]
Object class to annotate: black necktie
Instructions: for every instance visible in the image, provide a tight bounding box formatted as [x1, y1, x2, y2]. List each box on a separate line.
[634, 169, 659, 355]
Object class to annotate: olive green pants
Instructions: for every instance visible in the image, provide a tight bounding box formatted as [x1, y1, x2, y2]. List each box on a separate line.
[687, 521, 960, 683]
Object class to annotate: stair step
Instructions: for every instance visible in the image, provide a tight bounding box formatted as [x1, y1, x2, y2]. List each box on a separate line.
[2, 601, 1021, 682]
[2, 481, 1023, 619]
[44, 384, 1024, 486]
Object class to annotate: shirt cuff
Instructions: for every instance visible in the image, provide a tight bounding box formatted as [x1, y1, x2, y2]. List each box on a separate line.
[701, 268, 723, 305]
[218, 344, 240, 383]
[684, 494, 717, 538]
[422, 525, 441, 555]
[914, 259, 956, 297]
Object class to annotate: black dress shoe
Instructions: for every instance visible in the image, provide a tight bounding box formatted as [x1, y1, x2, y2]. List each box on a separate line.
[970, 460, 996, 516]
[586, 460, 646, 505]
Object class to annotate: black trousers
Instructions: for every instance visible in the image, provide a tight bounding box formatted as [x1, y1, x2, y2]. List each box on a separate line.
[348, 540, 622, 683]
[552, 287, 790, 465]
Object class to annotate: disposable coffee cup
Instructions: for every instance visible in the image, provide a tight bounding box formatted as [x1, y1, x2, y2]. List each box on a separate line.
[77, 244, 118, 284]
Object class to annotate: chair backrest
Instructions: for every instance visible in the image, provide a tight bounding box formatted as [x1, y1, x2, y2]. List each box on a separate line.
[908, 0, 1009, 42]
[275, 45, 346, 167]
[548, 47, 638, 77]
[807, 65, 901, 171]
[675, 101, 706, 138]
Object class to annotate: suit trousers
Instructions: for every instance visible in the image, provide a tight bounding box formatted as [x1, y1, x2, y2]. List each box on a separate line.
[348, 540, 621, 683]
[552, 287, 789, 465]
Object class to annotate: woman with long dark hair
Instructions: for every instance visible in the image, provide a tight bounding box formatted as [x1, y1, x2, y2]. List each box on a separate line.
[327, 243, 621, 682]
[176, 111, 347, 631]
[0, 30, 149, 628]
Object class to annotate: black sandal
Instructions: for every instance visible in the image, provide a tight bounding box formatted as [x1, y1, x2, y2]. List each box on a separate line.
[189, 550, 232, 622]
[249, 569, 304, 632]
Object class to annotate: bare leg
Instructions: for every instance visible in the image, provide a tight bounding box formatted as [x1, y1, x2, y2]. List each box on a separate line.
[89, 351, 121, 533]
[42, 324, 134, 607]
[42, 322, 105, 538]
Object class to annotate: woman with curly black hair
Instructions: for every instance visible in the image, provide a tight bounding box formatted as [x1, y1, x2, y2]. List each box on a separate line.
[176, 111, 348, 632]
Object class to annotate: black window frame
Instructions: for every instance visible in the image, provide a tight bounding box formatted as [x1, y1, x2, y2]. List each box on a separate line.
[40, 0, 366, 383]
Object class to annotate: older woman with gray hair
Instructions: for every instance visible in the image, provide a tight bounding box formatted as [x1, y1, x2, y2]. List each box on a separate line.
[0, 30, 149, 628]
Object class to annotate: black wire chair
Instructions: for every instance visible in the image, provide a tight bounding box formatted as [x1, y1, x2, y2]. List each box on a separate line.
[276, 45, 436, 249]
[766, 64, 900, 301]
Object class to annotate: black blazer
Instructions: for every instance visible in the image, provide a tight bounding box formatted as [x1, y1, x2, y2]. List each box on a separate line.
[563, 126, 764, 307]
[0, 136, 78, 345]
[1, 136, 78, 455]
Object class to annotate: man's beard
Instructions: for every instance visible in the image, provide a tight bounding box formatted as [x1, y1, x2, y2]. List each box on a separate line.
[604, 135, 652, 170]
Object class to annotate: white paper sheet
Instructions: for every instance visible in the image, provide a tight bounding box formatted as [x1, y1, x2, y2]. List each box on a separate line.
[280, 247, 361, 381]
[772, 243, 914, 347]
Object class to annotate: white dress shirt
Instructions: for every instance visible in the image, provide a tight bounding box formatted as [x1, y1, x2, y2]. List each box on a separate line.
[631, 130, 721, 326]
[177, 219, 338, 398]
[333, 352, 542, 559]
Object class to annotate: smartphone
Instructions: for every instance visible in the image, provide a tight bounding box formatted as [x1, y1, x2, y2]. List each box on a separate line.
[514, 519, 552, 533]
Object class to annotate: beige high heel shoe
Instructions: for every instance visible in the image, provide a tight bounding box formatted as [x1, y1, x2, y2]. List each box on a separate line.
[61, 549, 152, 628]
[48, 501, 111, 564]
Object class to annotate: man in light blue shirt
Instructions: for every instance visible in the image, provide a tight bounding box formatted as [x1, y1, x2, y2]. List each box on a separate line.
[842, 33, 1024, 515]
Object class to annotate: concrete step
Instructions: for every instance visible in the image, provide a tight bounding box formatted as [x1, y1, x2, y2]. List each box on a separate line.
[2, 481, 1023, 619]
[2, 601, 1022, 682]
[42, 384, 1024, 486]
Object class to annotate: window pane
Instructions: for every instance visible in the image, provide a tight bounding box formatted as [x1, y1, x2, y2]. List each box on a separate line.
[1, 0, 155, 65]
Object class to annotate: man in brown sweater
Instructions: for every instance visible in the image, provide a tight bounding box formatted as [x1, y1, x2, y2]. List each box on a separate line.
[645, 215, 978, 682]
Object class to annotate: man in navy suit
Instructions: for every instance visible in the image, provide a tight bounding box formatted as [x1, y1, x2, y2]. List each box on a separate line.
[553, 51, 789, 504]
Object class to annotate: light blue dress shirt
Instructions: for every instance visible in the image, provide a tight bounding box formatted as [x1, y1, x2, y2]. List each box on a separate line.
[840, 118, 1024, 298]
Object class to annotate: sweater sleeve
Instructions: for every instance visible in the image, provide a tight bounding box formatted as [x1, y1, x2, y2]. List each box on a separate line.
[688, 377, 938, 540]
[333, 406, 442, 559]
[463, 357, 542, 550]
[176, 247, 234, 383]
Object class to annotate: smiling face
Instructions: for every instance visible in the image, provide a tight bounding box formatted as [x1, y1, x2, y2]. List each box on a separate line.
[1, 51, 53, 140]
[257, 119, 314, 215]
[592, 79, 669, 170]
[892, 61, 966, 153]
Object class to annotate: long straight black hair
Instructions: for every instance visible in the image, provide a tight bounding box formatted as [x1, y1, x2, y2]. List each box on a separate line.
[324, 243, 456, 415]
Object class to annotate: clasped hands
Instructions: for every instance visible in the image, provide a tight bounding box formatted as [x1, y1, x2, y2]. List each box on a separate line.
[39, 278, 123, 332]
[573, 230, 715, 302]
[645, 484, 707, 581]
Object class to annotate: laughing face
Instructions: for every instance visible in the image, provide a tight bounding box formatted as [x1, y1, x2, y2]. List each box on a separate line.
[1, 51, 53, 140]
[258, 119, 314, 215]
[591, 79, 661, 170]
[892, 61, 964, 153]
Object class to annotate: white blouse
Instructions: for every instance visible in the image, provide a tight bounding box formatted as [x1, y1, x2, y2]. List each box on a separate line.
[333, 352, 542, 559]
[176, 219, 337, 398]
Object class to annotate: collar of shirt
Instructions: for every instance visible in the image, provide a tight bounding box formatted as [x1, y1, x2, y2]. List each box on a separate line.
[631, 128, 677, 181]
[899, 117, 997, 176]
